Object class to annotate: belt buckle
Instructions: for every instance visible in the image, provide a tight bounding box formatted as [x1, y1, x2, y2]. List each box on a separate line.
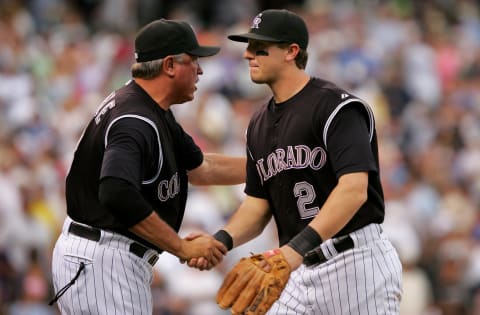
[130, 242, 158, 266]
[148, 255, 159, 266]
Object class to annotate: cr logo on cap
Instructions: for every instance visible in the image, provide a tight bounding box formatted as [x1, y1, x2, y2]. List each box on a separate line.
[251, 13, 262, 29]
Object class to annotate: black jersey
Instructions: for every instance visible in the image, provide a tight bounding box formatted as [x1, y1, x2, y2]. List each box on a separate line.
[245, 78, 384, 246]
[66, 80, 203, 249]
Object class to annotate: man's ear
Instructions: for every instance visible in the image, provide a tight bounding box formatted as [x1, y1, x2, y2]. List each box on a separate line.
[163, 56, 175, 77]
[285, 44, 300, 61]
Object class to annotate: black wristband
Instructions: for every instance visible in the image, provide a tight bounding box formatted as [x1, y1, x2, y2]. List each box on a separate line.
[288, 226, 323, 256]
[213, 230, 233, 251]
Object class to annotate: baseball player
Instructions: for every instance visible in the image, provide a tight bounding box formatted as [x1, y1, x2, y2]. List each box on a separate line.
[202, 9, 403, 314]
[50, 19, 245, 314]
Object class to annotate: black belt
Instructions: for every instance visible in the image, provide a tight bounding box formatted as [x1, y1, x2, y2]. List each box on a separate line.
[68, 222, 159, 266]
[303, 235, 354, 266]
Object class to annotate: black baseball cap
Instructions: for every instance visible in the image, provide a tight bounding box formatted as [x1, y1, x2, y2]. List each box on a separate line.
[134, 19, 220, 62]
[228, 9, 308, 49]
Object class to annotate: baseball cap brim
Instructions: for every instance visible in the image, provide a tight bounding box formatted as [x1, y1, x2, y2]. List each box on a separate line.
[228, 33, 285, 43]
[187, 45, 220, 57]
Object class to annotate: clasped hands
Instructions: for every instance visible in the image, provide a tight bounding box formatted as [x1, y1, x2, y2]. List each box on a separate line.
[178, 232, 227, 270]
[179, 232, 305, 271]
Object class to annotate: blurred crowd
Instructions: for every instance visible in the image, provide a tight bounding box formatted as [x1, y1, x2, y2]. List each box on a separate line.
[0, 0, 479, 314]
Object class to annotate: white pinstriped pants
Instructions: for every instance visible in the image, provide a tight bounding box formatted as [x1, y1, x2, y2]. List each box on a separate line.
[268, 224, 403, 315]
[51, 217, 157, 315]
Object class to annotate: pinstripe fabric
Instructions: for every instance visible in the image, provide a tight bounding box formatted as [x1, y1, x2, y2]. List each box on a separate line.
[267, 224, 402, 315]
[52, 217, 155, 314]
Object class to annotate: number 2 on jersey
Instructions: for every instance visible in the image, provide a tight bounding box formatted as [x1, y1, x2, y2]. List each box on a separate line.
[293, 181, 320, 219]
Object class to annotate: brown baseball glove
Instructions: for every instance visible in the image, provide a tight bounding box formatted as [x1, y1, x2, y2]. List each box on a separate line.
[216, 249, 291, 315]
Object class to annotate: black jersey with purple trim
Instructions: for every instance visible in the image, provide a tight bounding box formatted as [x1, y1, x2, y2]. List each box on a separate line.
[245, 78, 384, 246]
[66, 80, 203, 249]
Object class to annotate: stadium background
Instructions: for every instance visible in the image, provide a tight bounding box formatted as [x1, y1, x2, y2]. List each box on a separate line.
[0, 0, 479, 314]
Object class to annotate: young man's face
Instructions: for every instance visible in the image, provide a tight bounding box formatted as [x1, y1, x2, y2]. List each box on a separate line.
[243, 40, 288, 84]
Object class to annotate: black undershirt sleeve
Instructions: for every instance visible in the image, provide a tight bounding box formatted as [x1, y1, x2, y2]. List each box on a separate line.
[98, 176, 153, 227]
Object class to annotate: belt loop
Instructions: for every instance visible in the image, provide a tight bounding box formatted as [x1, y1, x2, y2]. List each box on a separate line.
[349, 232, 358, 249]
[62, 216, 73, 235]
[324, 240, 337, 259]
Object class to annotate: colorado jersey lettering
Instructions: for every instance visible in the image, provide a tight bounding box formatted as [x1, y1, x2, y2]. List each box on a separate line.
[245, 78, 384, 245]
[255, 145, 327, 183]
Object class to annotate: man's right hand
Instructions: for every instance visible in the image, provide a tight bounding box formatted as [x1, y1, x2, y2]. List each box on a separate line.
[179, 232, 227, 270]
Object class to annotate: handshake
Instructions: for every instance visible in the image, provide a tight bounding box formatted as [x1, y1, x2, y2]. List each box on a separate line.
[178, 230, 230, 270]
[178, 230, 292, 315]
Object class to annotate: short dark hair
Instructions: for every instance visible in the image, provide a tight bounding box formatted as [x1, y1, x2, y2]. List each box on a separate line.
[277, 42, 308, 69]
